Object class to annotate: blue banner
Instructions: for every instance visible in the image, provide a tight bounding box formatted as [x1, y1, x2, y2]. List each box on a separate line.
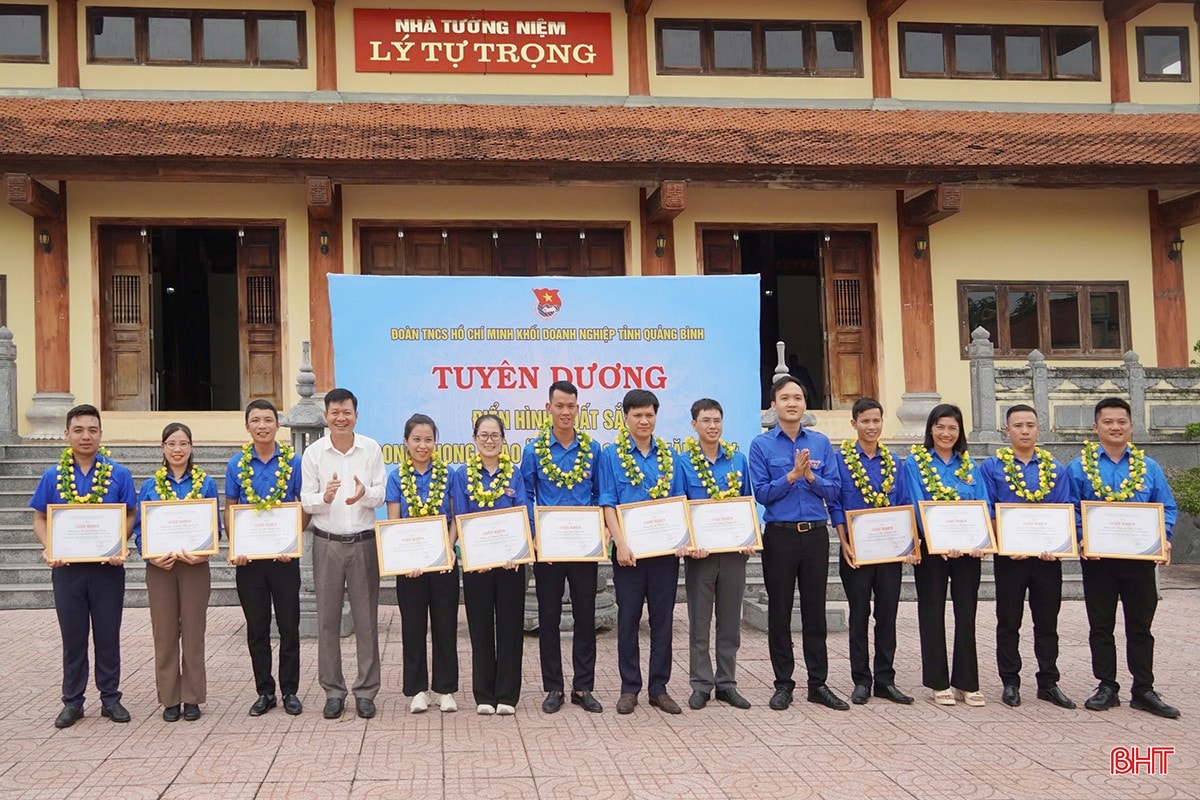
[328, 275, 761, 465]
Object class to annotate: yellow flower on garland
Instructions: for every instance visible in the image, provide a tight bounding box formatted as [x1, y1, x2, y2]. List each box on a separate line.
[237, 442, 295, 511]
[399, 453, 449, 517]
[615, 426, 674, 499]
[57, 446, 114, 504]
[154, 464, 207, 501]
[533, 426, 592, 489]
[840, 440, 895, 508]
[910, 444, 974, 502]
[684, 436, 741, 500]
[466, 449, 515, 509]
[1080, 440, 1146, 502]
[996, 447, 1057, 502]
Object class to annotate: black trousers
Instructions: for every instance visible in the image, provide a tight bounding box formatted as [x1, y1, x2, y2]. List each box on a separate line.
[762, 524, 830, 692]
[838, 556, 901, 689]
[612, 554, 678, 696]
[994, 556, 1063, 690]
[52, 563, 125, 707]
[396, 569, 460, 696]
[235, 559, 301, 697]
[534, 561, 597, 693]
[1081, 558, 1158, 696]
[462, 566, 526, 706]
[913, 542, 981, 692]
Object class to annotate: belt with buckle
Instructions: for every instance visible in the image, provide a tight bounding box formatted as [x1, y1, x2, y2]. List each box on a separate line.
[769, 521, 827, 533]
[313, 528, 374, 543]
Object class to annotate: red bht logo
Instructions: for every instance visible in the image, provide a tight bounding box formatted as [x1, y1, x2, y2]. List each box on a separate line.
[1111, 746, 1174, 775]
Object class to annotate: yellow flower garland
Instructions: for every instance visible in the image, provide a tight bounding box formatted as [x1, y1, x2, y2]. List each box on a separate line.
[615, 426, 674, 499]
[533, 426, 592, 489]
[237, 442, 295, 511]
[996, 447, 1057, 502]
[466, 449, 514, 509]
[154, 464, 207, 501]
[1081, 440, 1146, 502]
[840, 439, 895, 508]
[684, 436, 741, 500]
[910, 444, 974, 501]
[57, 446, 113, 504]
[399, 453, 449, 517]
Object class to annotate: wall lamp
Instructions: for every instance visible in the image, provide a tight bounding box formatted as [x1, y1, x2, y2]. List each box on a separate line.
[1168, 234, 1184, 261]
[914, 234, 929, 260]
[37, 229, 51, 254]
[655, 232, 667, 257]
[319, 230, 330, 255]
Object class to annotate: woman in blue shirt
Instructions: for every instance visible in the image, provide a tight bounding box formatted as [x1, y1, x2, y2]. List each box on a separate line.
[450, 413, 531, 716]
[901, 404, 991, 708]
[135, 422, 220, 723]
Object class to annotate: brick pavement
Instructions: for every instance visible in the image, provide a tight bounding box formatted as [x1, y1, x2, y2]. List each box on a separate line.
[1, 570, 1197, 800]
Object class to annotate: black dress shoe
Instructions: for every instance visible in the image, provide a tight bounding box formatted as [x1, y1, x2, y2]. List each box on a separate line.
[162, 704, 182, 722]
[616, 693, 638, 714]
[688, 690, 709, 710]
[542, 691, 564, 714]
[649, 694, 682, 714]
[1036, 686, 1076, 710]
[323, 697, 344, 719]
[1084, 685, 1120, 711]
[873, 685, 914, 705]
[283, 694, 303, 715]
[715, 688, 752, 709]
[768, 689, 793, 711]
[571, 691, 603, 713]
[183, 704, 201, 721]
[54, 705, 83, 729]
[807, 685, 850, 711]
[356, 698, 376, 719]
[1131, 690, 1181, 719]
[101, 702, 131, 723]
[1001, 685, 1021, 707]
[249, 694, 277, 716]
[850, 684, 870, 705]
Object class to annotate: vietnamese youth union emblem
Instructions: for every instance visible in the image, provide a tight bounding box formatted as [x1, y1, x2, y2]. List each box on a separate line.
[533, 288, 562, 320]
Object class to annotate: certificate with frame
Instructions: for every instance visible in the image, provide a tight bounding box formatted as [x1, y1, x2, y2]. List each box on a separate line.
[995, 503, 1078, 558]
[617, 496, 693, 558]
[458, 506, 534, 572]
[535, 506, 607, 562]
[228, 502, 303, 560]
[845, 505, 918, 566]
[919, 501, 997, 555]
[140, 498, 219, 558]
[1082, 502, 1167, 561]
[686, 496, 762, 554]
[375, 515, 453, 576]
[46, 503, 128, 563]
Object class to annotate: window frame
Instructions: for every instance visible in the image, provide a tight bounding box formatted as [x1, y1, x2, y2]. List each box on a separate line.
[655, 18, 863, 78]
[899, 22, 1099, 81]
[0, 4, 50, 64]
[1136, 26, 1191, 83]
[957, 280, 1131, 359]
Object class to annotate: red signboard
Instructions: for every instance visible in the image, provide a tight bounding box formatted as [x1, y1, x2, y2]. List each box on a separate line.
[353, 9, 613, 74]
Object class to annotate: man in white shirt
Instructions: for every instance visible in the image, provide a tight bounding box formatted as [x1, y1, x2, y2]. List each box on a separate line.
[301, 387, 387, 719]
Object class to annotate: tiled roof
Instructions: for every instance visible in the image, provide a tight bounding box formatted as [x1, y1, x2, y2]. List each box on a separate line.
[1, 97, 1199, 183]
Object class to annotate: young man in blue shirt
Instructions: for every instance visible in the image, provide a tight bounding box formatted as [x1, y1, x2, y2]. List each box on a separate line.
[30, 404, 137, 728]
[749, 375, 848, 711]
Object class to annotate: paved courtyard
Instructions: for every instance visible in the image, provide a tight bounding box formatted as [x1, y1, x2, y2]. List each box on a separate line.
[1, 567, 1198, 800]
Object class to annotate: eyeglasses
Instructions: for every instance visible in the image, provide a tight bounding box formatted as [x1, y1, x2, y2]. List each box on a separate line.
[164, 442, 192, 450]
[475, 433, 503, 442]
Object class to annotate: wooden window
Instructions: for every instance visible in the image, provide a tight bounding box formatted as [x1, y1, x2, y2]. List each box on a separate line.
[0, 4, 49, 63]
[86, 7, 306, 68]
[958, 281, 1130, 358]
[1137, 27, 1190, 82]
[655, 19, 862, 77]
[900, 23, 1099, 81]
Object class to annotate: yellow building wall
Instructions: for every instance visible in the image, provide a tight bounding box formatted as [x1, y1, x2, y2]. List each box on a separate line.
[0, 203, 37, 437]
[1184, 219, 1200, 365]
[1127, 3, 1199, 106]
[337, 0, 628, 96]
[0, 0, 56, 88]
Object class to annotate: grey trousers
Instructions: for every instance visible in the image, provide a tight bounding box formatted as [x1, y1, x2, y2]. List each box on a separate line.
[313, 533, 381, 700]
[685, 552, 748, 694]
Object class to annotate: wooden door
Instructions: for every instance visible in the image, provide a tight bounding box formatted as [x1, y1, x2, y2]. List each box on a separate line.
[100, 228, 152, 410]
[701, 230, 741, 275]
[822, 232, 877, 408]
[237, 228, 282, 409]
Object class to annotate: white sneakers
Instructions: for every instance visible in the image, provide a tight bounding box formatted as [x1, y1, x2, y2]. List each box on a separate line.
[476, 704, 496, 715]
[496, 704, 516, 716]
[439, 693, 458, 713]
[409, 692, 429, 714]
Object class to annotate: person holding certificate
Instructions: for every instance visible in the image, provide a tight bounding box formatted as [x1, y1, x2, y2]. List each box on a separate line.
[598, 389, 686, 715]
[748, 376, 847, 712]
[1067, 397, 1180, 719]
[519, 380, 604, 715]
[827, 398, 915, 706]
[225, 399, 304, 717]
[134, 423, 220, 722]
[385, 413, 460, 715]
[450, 413, 530, 716]
[679, 398, 754, 711]
[30, 404, 137, 728]
[301, 388, 387, 721]
[901, 403, 991, 707]
[979, 405, 1076, 710]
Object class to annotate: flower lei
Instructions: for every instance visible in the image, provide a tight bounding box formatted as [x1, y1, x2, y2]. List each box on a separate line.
[154, 464, 207, 501]
[616, 426, 674, 499]
[57, 447, 114, 504]
[910, 444, 974, 501]
[684, 436, 741, 500]
[840, 440, 895, 508]
[399, 453, 449, 517]
[997, 447, 1057, 502]
[1081, 440, 1146, 502]
[466, 449, 514, 508]
[533, 426, 592, 489]
[237, 442, 295, 511]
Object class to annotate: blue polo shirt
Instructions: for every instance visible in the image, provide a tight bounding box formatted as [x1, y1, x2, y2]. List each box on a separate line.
[597, 439, 685, 507]
[980, 451, 1075, 508]
[30, 452, 137, 513]
[900, 448, 991, 534]
[678, 446, 751, 502]
[827, 443, 910, 527]
[1066, 446, 1177, 539]
[224, 444, 302, 504]
[747, 424, 839, 523]
[385, 462, 456, 520]
[133, 472, 222, 553]
[520, 433, 599, 528]
[450, 460, 529, 515]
